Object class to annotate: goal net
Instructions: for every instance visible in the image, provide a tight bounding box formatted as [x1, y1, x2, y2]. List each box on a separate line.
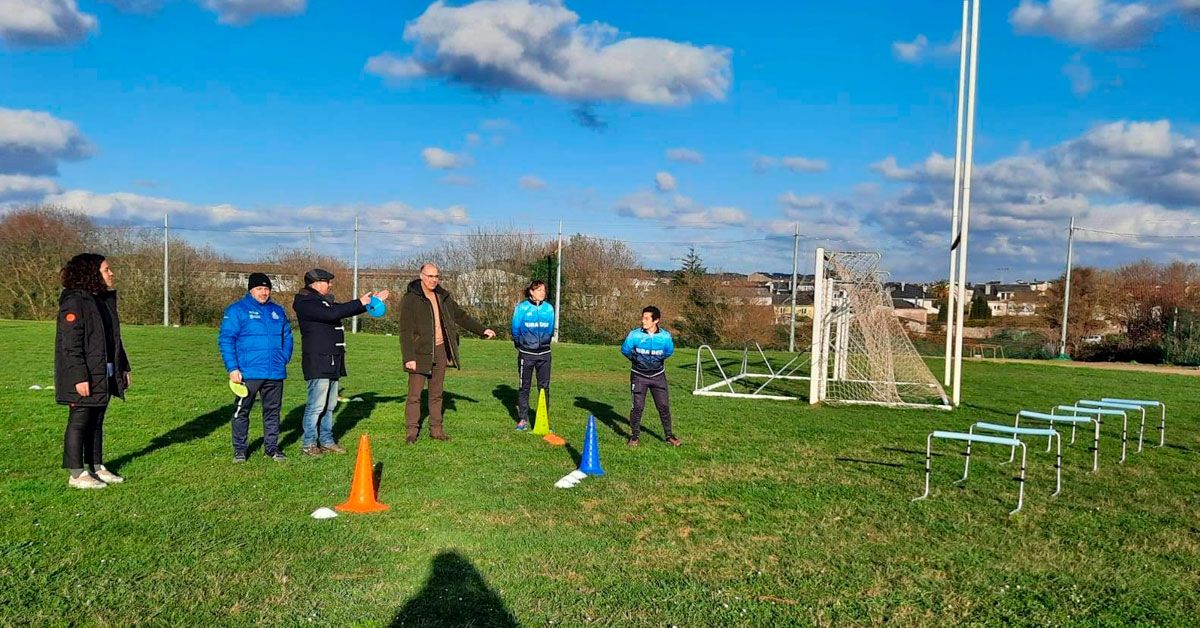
[808, 248, 950, 409]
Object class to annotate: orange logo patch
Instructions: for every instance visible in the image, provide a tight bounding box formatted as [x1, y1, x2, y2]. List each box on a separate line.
[65, 313, 77, 323]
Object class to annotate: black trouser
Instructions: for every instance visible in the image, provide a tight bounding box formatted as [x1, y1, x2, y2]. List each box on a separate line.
[231, 379, 284, 456]
[63, 403, 108, 469]
[630, 371, 674, 440]
[517, 352, 551, 421]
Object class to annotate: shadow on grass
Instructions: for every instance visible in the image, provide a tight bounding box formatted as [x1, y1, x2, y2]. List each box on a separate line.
[277, 391, 407, 451]
[107, 404, 233, 472]
[835, 457, 906, 469]
[573, 396, 662, 442]
[491, 385, 521, 424]
[390, 551, 519, 627]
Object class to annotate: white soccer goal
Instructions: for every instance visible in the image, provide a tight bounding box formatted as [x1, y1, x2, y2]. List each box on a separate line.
[808, 248, 951, 410]
[693, 343, 810, 401]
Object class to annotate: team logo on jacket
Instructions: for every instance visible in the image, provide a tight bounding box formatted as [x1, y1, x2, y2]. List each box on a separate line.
[65, 312, 77, 323]
[271, 311, 280, 320]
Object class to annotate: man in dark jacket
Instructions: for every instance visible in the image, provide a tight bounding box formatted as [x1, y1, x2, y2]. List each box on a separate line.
[292, 268, 389, 457]
[399, 263, 495, 443]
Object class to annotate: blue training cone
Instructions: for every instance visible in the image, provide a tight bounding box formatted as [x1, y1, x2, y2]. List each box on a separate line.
[579, 414, 606, 476]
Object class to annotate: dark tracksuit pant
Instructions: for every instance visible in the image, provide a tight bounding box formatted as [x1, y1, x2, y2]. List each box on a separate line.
[630, 370, 674, 440]
[517, 352, 551, 422]
[63, 397, 111, 469]
[231, 379, 284, 456]
[406, 344, 449, 435]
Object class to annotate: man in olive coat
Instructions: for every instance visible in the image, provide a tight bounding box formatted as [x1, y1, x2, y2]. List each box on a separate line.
[399, 263, 495, 443]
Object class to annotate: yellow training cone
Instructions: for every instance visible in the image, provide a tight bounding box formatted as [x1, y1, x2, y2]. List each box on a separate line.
[532, 389, 551, 435]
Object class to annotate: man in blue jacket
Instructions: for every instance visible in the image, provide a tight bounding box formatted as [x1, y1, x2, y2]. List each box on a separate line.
[293, 268, 390, 457]
[219, 272, 293, 462]
[620, 305, 681, 447]
[510, 280, 555, 431]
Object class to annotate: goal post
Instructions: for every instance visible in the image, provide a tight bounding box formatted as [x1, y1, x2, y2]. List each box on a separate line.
[809, 248, 951, 410]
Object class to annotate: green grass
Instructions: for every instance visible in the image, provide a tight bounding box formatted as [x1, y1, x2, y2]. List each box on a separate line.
[1, 319, 1198, 626]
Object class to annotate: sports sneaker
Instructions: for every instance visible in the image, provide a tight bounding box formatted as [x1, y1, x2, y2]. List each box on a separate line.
[320, 443, 347, 454]
[233, 453, 247, 463]
[68, 472, 106, 490]
[301, 445, 324, 457]
[666, 436, 683, 447]
[266, 451, 287, 462]
[626, 438, 640, 447]
[515, 420, 530, 431]
[94, 466, 124, 484]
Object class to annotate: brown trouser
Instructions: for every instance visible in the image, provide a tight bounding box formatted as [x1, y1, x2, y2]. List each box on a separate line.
[406, 344, 448, 435]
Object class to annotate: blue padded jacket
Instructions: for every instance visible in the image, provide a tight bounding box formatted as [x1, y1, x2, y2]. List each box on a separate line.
[218, 293, 294, 380]
[510, 299, 555, 355]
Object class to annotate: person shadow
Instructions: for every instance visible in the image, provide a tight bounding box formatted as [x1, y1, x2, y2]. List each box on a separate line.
[106, 404, 234, 472]
[490, 385, 521, 425]
[390, 551, 519, 627]
[573, 396, 662, 442]
[410, 390, 479, 432]
[277, 391, 406, 451]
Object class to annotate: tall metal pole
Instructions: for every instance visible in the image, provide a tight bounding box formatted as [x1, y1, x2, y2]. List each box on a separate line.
[552, 220, 563, 343]
[789, 223, 800, 353]
[952, 0, 982, 406]
[944, 0, 970, 386]
[352, 214, 361, 334]
[1058, 216, 1075, 357]
[162, 212, 169, 327]
[307, 226, 313, 257]
[808, 247, 826, 405]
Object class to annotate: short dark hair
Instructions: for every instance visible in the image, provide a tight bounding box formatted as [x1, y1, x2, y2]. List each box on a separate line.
[524, 280, 547, 300]
[61, 253, 108, 294]
[642, 305, 661, 321]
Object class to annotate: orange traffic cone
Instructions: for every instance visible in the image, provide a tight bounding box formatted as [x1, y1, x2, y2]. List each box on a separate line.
[335, 434, 389, 514]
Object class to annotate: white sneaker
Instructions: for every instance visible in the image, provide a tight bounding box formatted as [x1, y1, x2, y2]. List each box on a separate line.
[68, 473, 106, 490]
[94, 466, 124, 484]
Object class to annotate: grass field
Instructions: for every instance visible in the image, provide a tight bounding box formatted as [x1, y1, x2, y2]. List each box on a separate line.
[1, 319, 1198, 626]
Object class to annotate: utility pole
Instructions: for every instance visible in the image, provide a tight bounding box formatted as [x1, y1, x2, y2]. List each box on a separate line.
[552, 220, 563, 343]
[789, 223, 800, 353]
[163, 212, 169, 327]
[1058, 216, 1075, 358]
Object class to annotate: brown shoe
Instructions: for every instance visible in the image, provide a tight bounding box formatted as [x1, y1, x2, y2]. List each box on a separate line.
[666, 436, 682, 447]
[626, 438, 639, 447]
[430, 429, 450, 441]
[301, 445, 324, 457]
[320, 443, 347, 454]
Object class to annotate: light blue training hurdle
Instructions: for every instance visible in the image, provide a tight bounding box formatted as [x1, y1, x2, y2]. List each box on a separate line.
[1102, 397, 1167, 449]
[1010, 409, 1102, 471]
[913, 430, 1029, 515]
[959, 422, 1062, 498]
[1078, 399, 1147, 453]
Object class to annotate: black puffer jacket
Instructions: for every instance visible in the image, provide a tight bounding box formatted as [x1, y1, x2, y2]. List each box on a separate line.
[399, 280, 487, 374]
[55, 289, 130, 407]
[292, 288, 367, 380]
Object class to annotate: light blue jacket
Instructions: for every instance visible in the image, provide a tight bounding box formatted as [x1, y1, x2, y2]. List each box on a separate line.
[218, 293, 294, 380]
[620, 326, 675, 376]
[511, 299, 555, 355]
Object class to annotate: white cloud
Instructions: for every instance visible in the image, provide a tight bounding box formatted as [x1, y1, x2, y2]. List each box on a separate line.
[665, 147, 704, 164]
[421, 147, 472, 169]
[778, 191, 824, 211]
[0, 107, 95, 175]
[0, 0, 97, 48]
[654, 171, 676, 192]
[891, 33, 960, 64]
[0, 173, 59, 202]
[367, 0, 731, 106]
[197, 0, 305, 26]
[755, 154, 828, 174]
[1062, 53, 1095, 96]
[616, 189, 746, 229]
[519, 175, 546, 190]
[1010, 0, 1162, 49]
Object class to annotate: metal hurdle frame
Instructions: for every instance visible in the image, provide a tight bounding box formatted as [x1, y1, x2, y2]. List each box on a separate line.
[914, 430, 1028, 516]
[1102, 398, 1166, 448]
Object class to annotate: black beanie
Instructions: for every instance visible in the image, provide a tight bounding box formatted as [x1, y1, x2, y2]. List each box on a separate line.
[247, 272, 272, 291]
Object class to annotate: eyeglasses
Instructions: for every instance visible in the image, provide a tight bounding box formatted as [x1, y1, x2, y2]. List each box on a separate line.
[422, 274, 440, 279]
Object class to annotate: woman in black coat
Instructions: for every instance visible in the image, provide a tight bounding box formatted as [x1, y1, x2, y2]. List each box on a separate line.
[55, 253, 131, 489]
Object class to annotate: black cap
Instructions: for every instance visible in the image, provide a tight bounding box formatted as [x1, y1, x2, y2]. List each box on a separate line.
[304, 268, 335, 286]
[247, 272, 272, 291]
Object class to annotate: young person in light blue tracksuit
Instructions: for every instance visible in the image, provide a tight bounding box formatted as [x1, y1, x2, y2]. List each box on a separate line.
[620, 305, 681, 447]
[510, 280, 555, 431]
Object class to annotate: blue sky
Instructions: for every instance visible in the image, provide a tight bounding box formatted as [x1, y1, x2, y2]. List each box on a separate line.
[2, 0, 1199, 280]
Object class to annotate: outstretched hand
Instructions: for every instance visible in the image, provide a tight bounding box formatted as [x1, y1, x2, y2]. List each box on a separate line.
[483, 329, 496, 339]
